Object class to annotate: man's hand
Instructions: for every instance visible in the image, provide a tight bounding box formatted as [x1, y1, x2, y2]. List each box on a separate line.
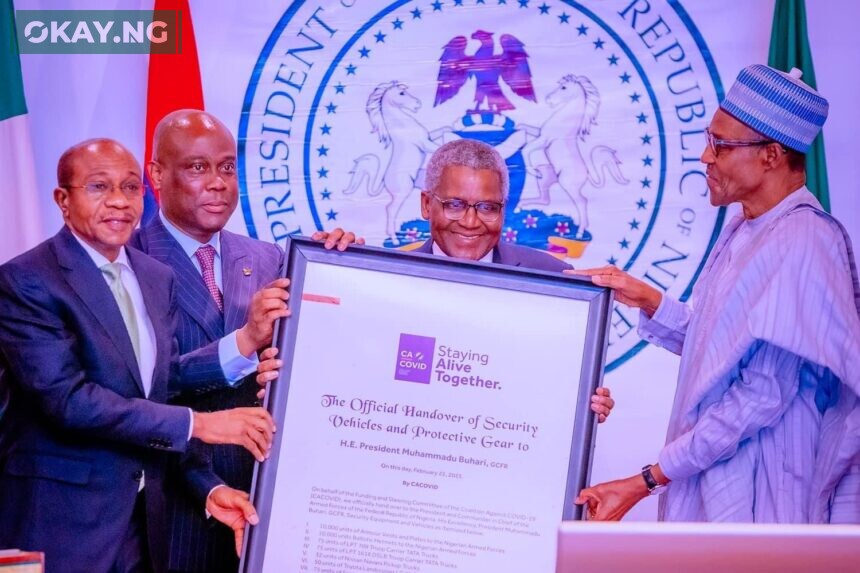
[236, 278, 290, 357]
[575, 474, 649, 521]
[591, 387, 614, 423]
[207, 486, 259, 557]
[566, 266, 662, 318]
[311, 228, 365, 251]
[192, 407, 276, 462]
[255, 347, 282, 400]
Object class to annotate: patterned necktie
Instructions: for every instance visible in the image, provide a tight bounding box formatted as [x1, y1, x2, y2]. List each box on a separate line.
[195, 244, 224, 312]
[100, 262, 141, 362]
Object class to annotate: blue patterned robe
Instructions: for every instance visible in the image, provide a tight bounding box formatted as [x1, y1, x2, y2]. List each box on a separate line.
[639, 187, 860, 523]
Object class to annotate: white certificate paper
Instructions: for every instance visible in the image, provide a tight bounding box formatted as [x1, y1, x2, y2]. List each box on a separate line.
[253, 255, 600, 573]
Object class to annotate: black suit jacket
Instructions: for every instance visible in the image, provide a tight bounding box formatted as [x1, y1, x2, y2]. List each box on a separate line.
[131, 216, 284, 572]
[414, 239, 572, 271]
[0, 227, 190, 573]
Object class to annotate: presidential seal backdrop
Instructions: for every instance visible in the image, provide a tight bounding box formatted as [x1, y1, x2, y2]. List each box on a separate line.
[239, 0, 725, 370]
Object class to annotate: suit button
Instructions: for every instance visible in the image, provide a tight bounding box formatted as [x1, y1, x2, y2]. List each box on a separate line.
[133, 470, 144, 481]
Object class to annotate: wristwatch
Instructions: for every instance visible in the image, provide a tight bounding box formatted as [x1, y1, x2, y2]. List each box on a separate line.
[641, 464, 666, 495]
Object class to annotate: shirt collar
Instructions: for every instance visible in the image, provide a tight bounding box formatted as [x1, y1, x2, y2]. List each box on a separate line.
[159, 210, 221, 260]
[431, 241, 494, 263]
[68, 227, 132, 270]
[744, 185, 812, 231]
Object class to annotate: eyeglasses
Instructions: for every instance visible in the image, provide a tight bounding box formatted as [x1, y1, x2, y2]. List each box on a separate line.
[704, 128, 776, 157]
[429, 193, 504, 222]
[66, 181, 143, 198]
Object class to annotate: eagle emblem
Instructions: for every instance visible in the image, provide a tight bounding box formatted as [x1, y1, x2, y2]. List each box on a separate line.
[434, 30, 537, 114]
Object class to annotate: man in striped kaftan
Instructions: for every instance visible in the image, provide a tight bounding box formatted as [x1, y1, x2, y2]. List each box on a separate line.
[573, 65, 860, 524]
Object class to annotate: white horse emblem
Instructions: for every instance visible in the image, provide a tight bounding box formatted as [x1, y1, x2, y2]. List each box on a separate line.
[343, 81, 449, 244]
[519, 74, 629, 237]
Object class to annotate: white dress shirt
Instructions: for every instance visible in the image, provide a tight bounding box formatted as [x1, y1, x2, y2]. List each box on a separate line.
[159, 212, 259, 382]
[73, 235, 158, 396]
[431, 241, 494, 263]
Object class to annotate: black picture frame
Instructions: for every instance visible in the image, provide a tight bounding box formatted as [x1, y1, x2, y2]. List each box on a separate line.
[241, 237, 612, 572]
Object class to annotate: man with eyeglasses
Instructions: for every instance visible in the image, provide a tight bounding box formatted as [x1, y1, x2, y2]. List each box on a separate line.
[0, 138, 277, 571]
[572, 65, 860, 524]
[414, 138, 572, 269]
[421, 139, 613, 422]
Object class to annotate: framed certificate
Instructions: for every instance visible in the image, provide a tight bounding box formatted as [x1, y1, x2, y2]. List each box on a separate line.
[242, 238, 612, 573]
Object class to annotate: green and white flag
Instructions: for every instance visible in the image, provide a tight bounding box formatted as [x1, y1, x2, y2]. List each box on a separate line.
[0, 0, 42, 263]
[769, 0, 830, 211]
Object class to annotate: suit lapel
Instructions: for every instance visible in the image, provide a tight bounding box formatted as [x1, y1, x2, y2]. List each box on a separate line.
[494, 244, 522, 266]
[140, 217, 224, 340]
[220, 231, 252, 334]
[53, 227, 144, 394]
[415, 239, 434, 254]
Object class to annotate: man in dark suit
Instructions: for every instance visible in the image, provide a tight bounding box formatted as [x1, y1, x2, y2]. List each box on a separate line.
[310, 138, 614, 421]
[132, 109, 358, 572]
[0, 139, 275, 572]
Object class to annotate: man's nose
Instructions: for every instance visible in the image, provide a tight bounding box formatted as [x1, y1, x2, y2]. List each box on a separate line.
[207, 170, 228, 191]
[104, 185, 130, 206]
[459, 205, 482, 226]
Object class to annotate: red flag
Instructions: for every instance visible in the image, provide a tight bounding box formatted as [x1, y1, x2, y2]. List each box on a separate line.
[143, 0, 204, 214]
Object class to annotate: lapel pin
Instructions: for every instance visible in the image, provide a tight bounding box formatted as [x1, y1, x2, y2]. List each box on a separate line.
[243, 267, 252, 277]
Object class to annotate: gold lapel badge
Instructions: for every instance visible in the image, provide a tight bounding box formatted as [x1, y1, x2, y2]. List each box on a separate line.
[242, 267, 252, 277]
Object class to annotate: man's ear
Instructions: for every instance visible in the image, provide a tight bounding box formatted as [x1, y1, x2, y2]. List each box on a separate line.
[53, 186, 70, 220]
[762, 142, 786, 171]
[147, 160, 162, 191]
[420, 191, 431, 220]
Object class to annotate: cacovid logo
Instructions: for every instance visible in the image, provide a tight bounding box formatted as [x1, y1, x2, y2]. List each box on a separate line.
[394, 333, 435, 383]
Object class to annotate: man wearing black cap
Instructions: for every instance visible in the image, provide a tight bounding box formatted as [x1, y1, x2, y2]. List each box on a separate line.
[573, 65, 860, 524]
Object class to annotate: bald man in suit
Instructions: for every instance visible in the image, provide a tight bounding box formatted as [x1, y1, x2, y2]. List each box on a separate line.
[132, 110, 359, 572]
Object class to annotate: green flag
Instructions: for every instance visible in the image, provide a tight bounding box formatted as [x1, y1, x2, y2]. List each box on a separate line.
[0, 0, 43, 262]
[768, 0, 830, 212]
[0, 0, 27, 120]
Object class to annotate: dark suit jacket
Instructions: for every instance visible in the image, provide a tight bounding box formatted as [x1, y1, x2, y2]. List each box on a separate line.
[131, 216, 284, 572]
[414, 239, 572, 271]
[0, 226, 191, 573]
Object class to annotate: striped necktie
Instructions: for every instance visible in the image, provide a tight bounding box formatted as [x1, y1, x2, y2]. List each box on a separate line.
[194, 245, 224, 312]
[100, 262, 141, 362]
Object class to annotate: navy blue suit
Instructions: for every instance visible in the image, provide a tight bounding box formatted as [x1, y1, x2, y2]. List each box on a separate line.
[414, 239, 572, 271]
[0, 227, 191, 573]
[131, 216, 284, 572]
